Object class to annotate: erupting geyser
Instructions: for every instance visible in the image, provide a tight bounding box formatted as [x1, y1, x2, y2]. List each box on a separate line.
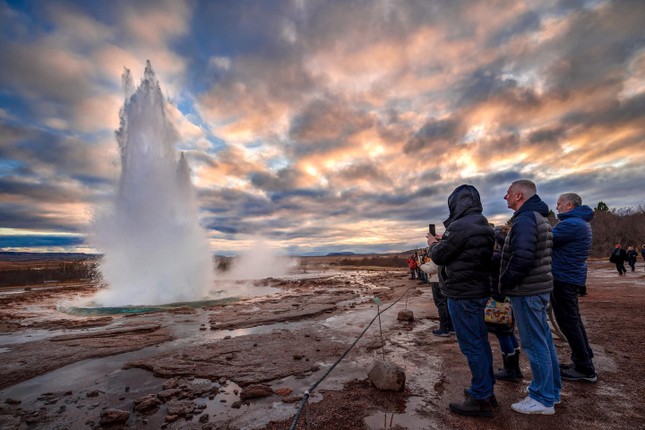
[90, 61, 214, 306]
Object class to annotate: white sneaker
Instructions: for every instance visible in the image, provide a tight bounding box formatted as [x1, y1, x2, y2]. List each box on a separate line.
[511, 396, 555, 415]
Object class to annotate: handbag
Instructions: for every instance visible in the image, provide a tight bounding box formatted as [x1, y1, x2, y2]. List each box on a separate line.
[484, 298, 513, 326]
[419, 260, 438, 275]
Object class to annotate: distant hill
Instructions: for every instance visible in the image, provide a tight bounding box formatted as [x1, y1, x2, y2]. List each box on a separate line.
[326, 252, 356, 256]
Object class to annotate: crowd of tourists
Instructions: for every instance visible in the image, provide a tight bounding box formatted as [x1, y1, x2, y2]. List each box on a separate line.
[412, 179, 599, 417]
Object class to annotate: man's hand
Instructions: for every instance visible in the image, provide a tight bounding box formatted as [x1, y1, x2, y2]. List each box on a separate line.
[426, 233, 440, 246]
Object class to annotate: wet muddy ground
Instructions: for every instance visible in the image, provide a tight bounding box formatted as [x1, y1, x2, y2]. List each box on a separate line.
[0, 259, 643, 429]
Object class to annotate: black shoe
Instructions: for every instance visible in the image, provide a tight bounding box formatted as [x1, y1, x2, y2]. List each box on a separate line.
[494, 351, 523, 382]
[463, 388, 498, 407]
[494, 367, 522, 382]
[432, 328, 451, 337]
[560, 367, 597, 382]
[449, 396, 494, 417]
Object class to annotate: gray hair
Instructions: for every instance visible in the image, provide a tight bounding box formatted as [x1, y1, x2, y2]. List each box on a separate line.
[511, 179, 537, 199]
[559, 193, 582, 207]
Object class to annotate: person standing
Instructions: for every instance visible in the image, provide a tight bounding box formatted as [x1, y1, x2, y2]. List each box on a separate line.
[551, 193, 597, 382]
[642, 245, 645, 271]
[499, 179, 560, 415]
[407, 254, 417, 280]
[626, 246, 638, 272]
[431, 266, 455, 337]
[489, 225, 523, 382]
[427, 184, 495, 417]
[609, 244, 627, 276]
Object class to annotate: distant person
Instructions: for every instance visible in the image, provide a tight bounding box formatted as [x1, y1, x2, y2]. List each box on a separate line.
[407, 254, 417, 280]
[642, 245, 645, 271]
[418, 249, 429, 283]
[427, 184, 495, 417]
[551, 193, 597, 383]
[499, 179, 560, 415]
[609, 244, 627, 276]
[488, 225, 523, 382]
[626, 246, 637, 272]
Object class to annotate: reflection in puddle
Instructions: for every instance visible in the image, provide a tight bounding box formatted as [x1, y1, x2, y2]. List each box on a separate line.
[364, 397, 438, 430]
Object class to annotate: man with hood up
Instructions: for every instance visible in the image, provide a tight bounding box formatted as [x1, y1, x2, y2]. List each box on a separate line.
[427, 184, 495, 417]
[551, 193, 597, 382]
[500, 179, 560, 415]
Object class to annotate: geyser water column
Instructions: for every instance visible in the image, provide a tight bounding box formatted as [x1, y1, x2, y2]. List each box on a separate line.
[90, 61, 214, 306]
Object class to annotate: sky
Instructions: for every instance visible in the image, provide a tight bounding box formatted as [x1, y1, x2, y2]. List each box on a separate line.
[0, 0, 644, 256]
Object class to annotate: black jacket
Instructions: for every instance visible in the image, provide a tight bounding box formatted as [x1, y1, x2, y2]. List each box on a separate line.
[499, 195, 553, 296]
[430, 185, 494, 299]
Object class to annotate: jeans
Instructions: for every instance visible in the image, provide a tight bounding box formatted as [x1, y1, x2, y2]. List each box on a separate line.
[448, 297, 495, 400]
[496, 332, 519, 355]
[431, 283, 453, 331]
[511, 294, 561, 407]
[551, 280, 595, 374]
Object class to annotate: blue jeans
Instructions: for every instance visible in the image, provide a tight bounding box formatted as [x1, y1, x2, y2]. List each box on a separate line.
[510, 294, 561, 406]
[448, 297, 495, 400]
[496, 332, 519, 355]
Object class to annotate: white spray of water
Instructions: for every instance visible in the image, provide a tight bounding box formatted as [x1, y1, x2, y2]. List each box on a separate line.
[89, 61, 214, 306]
[218, 239, 299, 281]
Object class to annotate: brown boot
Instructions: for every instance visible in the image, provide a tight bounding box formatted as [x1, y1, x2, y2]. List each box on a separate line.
[449, 396, 494, 417]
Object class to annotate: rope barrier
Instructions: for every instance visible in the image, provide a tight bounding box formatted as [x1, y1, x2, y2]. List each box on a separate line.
[288, 284, 417, 430]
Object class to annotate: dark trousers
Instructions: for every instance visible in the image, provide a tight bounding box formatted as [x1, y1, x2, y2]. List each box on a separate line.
[551, 280, 595, 374]
[628, 258, 636, 271]
[615, 262, 626, 275]
[431, 282, 453, 331]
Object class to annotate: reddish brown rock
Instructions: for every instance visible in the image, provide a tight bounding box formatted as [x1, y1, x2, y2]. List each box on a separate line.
[240, 384, 273, 400]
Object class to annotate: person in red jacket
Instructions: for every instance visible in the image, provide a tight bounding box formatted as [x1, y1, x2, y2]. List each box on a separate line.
[407, 253, 418, 280]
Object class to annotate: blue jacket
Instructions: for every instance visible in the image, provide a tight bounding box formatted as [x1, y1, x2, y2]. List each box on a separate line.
[499, 195, 553, 296]
[552, 205, 593, 286]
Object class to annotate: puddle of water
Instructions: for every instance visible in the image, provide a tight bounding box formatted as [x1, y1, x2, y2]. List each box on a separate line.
[58, 297, 239, 316]
[364, 396, 440, 430]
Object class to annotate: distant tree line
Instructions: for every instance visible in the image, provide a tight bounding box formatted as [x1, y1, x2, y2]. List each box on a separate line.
[588, 202, 645, 258]
[336, 255, 407, 267]
[0, 260, 98, 288]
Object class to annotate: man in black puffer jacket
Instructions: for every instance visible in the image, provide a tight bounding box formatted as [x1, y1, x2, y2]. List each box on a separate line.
[500, 179, 560, 416]
[427, 184, 495, 417]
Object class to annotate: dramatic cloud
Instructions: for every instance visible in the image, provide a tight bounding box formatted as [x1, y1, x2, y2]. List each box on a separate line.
[0, 0, 644, 255]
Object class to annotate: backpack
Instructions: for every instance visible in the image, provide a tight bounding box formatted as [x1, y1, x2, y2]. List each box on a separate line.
[609, 248, 621, 263]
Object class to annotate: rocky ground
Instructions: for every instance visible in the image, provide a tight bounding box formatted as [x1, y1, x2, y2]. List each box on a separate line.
[0, 259, 643, 429]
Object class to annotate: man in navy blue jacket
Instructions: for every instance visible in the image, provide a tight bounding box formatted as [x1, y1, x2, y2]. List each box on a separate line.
[500, 179, 560, 415]
[551, 193, 597, 382]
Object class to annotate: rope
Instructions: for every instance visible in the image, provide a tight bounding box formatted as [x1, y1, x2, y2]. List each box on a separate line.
[288, 284, 416, 430]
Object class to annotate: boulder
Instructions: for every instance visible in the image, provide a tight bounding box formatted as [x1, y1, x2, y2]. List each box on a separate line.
[133, 394, 161, 414]
[397, 310, 414, 321]
[99, 409, 130, 427]
[239, 384, 273, 400]
[367, 359, 406, 391]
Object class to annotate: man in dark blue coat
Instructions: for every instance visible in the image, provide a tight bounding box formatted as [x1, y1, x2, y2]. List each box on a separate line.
[427, 184, 495, 417]
[551, 193, 597, 382]
[500, 179, 560, 415]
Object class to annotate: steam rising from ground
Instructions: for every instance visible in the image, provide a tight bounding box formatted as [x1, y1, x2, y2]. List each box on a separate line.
[89, 61, 214, 306]
[218, 240, 298, 281]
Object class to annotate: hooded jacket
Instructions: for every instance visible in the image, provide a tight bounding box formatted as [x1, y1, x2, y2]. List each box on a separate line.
[429, 185, 494, 299]
[499, 194, 553, 296]
[552, 205, 593, 286]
